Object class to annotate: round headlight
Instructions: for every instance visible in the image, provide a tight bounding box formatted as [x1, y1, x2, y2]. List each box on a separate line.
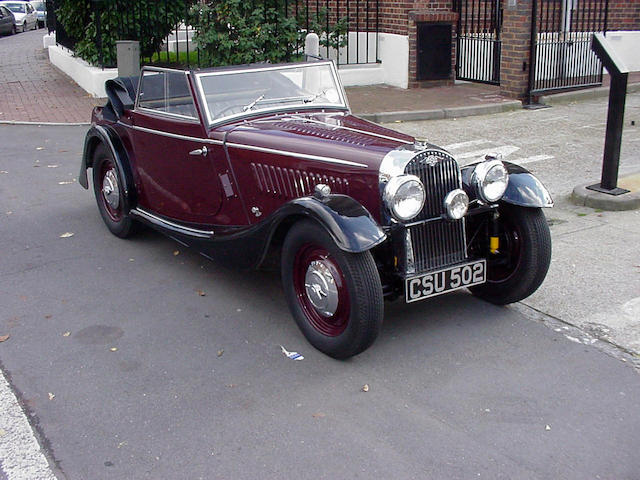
[473, 160, 508, 203]
[444, 189, 469, 220]
[384, 175, 425, 221]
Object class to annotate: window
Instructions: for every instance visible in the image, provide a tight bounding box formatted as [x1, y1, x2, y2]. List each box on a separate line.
[137, 70, 197, 119]
[5, 3, 27, 13]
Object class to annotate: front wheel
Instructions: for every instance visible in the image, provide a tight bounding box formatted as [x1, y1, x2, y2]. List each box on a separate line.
[470, 205, 551, 305]
[281, 221, 383, 359]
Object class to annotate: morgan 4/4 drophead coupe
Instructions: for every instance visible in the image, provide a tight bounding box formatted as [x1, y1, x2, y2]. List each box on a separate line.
[80, 61, 553, 359]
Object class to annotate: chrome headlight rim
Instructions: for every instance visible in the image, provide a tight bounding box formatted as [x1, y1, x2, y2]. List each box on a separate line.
[383, 174, 426, 222]
[443, 189, 469, 220]
[472, 159, 509, 204]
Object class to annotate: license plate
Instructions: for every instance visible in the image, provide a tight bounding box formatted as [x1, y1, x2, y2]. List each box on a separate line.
[405, 260, 486, 303]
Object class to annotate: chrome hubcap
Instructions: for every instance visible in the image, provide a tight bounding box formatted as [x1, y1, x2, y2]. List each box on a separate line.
[102, 169, 120, 210]
[304, 260, 339, 317]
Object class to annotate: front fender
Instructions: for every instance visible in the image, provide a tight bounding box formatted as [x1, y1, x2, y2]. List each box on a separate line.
[461, 161, 553, 208]
[277, 195, 387, 254]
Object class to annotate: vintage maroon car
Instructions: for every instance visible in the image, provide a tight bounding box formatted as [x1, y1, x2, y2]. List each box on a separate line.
[79, 61, 552, 358]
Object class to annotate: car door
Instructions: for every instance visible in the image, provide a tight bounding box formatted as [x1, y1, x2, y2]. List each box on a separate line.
[25, 2, 35, 28]
[130, 68, 224, 224]
[0, 6, 11, 33]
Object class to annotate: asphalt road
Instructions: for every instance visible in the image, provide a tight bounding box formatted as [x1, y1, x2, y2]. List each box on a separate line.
[1, 120, 640, 480]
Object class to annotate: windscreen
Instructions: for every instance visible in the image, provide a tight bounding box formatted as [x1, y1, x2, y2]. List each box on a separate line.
[5, 3, 26, 13]
[196, 63, 346, 125]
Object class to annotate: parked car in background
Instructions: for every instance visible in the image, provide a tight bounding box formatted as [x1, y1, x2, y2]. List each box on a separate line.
[80, 61, 553, 359]
[0, 1, 37, 32]
[29, 0, 44, 28]
[0, 4, 16, 35]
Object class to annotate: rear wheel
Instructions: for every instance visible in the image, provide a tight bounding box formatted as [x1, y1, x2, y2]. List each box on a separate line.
[281, 221, 383, 359]
[92, 144, 137, 238]
[470, 205, 551, 305]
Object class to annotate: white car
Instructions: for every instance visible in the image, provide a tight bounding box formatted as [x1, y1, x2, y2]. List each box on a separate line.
[0, 1, 37, 32]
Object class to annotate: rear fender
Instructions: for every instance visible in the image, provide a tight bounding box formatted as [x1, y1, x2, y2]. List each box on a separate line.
[79, 125, 136, 206]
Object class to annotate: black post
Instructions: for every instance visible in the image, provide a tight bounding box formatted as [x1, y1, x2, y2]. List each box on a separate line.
[95, 0, 103, 69]
[587, 33, 631, 195]
[587, 71, 629, 194]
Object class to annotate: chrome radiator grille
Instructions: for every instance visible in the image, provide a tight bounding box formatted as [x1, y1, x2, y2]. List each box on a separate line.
[404, 150, 467, 273]
[405, 150, 461, 220]
[409, 221, 467, 272]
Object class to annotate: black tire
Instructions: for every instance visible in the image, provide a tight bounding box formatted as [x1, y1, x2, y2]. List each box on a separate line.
[281, 220, 384, 359]
[470, 205, 551, 305]
[92, 143, 137, 238]
[11, 24, 16, 35]
[21, 22, 26, 32]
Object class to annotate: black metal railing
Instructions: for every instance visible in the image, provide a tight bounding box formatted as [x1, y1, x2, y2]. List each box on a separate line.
[50, 0, 379, 69]
[528, 0, 609, 97]
[45, 0, 56, 33]
[454, 0, 503, 85]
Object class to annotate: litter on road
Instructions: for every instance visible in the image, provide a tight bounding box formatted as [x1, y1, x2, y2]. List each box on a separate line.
[280, 345, 304, 360]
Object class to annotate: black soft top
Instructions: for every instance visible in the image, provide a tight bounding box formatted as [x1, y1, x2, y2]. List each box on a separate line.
[103, 76, 139, 121]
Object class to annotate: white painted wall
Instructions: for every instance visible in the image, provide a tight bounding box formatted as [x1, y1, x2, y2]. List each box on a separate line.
[329, 32, 408, 88]
[50, 29, 412, 97]
[48, 45, 117, 97]
[378, 33, 409, 88]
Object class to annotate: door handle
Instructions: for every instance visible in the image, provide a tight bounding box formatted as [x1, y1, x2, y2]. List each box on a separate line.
[189, 146, 208, 157]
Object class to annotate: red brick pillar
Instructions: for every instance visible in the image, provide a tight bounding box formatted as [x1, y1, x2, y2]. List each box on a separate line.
[500, 0, 534, 100]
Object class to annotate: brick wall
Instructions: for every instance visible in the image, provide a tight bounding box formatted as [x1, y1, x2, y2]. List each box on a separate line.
[378, 0, 453, 35]
[408, 10, 458, 87]
[607, 0, 640, 31]
[500, 0, 533, 100]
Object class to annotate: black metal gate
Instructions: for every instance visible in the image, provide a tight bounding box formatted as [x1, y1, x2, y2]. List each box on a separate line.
[454, 0, 503, 85]
[529, 0, 609, 96]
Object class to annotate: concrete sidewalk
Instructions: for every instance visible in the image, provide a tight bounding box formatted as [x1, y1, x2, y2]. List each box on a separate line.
[0, 30, 102, 124]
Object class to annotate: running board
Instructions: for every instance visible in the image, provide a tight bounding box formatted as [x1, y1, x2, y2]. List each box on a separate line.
[130, 208, 214, 239]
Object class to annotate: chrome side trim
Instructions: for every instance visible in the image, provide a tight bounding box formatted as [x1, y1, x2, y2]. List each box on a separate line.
[225, 142, 368, 168]
[131, 208, 214, 238]
[120, 123, 367, 168]
[119, 123, 224, 145]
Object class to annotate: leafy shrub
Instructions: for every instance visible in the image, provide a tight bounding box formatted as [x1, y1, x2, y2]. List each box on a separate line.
[56, 0, 349, 68]
[190, 0, 349, 67]
[56, 0, 192, 67]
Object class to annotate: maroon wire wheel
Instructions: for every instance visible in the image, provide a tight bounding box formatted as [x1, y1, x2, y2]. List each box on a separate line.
[293, 244, 351, 337]
[282, 220, 383, 359]
[92, 144, 137, 239]
[98, 159, 123, 223]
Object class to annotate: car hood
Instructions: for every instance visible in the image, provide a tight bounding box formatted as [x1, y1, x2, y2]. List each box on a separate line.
[221, 112, 417, 172]
[10, 11, 25, 20]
